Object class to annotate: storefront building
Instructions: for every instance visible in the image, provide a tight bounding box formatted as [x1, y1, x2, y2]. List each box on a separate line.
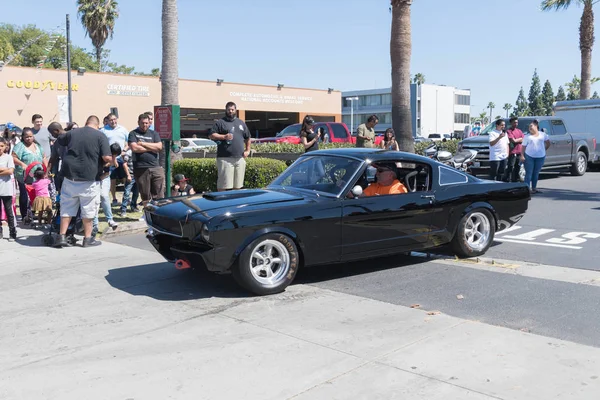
[0, 66, 341, 138]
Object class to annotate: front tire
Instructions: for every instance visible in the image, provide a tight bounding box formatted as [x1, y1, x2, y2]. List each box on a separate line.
[451, 209, 495, 258]
[571, 151, 587, 176]
[232, 233, 300, 295]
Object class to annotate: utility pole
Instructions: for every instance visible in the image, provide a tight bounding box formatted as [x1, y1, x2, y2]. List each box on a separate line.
[66, 14, 73, 122]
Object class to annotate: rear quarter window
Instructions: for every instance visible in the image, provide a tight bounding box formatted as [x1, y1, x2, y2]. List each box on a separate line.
[439, 166, 468, 186]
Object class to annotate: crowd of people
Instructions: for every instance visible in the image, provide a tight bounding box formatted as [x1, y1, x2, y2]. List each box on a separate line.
[488, 117, 550, 193]
[0, 102, 258, 245]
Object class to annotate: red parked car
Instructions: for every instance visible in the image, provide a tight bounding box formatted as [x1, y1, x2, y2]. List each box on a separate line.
[253, 122, 356, 144]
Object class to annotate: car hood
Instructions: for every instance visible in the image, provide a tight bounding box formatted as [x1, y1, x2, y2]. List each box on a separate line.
[460, 136, 489, 147]
[147, 189, 309, 220]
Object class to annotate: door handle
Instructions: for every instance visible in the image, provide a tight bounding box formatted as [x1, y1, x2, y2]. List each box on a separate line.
[567, 141, 572, 144]
[421, 194, 435, 200]
[551, 141, 557, 144]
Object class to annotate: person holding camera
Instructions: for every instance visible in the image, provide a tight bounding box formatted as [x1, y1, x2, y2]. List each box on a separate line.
[299, 116, 321, 153]
[488, 119, 510, 181]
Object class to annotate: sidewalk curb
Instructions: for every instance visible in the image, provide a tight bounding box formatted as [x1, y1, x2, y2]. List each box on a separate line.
[101, 221, 147, 239]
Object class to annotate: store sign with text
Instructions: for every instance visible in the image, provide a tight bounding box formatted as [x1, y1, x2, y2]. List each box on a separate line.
[229, 91, 313, 105]
[6, 80, 79, 91]
[107, 84, 150, 97]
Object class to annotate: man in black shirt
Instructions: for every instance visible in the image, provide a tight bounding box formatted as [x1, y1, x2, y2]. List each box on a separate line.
[128, 113, 164, 206]
[210, 102, 251, 191]
[51, 115, 111, 247]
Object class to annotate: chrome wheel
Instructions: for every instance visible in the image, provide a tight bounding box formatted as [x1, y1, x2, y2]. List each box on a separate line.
[578, 155, 586, 174]
[464, 212, 491, 251]
[249, 239, 290, 286]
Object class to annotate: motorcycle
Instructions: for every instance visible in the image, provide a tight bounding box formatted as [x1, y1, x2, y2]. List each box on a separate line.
[424, 143, 478, 174]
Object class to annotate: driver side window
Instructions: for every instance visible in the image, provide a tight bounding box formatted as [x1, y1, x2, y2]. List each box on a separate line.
[355, 161, 432, 194]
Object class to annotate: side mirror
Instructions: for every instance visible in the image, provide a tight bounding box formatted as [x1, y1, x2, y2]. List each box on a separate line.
[351, 185, 363, 197]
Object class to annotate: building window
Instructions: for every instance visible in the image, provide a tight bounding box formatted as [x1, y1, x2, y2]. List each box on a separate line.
[455, 94, 470, 106]
[381, 94, 391, 105]
[454, 113, 470, 124]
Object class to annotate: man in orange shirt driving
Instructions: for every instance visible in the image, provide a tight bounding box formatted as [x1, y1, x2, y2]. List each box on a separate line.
[363, 162, 408, 196]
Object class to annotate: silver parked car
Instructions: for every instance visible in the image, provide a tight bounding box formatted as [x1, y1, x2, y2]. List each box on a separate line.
[181, 138, 217, 152]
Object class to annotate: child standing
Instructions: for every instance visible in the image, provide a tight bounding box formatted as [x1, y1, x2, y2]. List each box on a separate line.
[31, 168, 53, 225]
[0, 138, 17, 241]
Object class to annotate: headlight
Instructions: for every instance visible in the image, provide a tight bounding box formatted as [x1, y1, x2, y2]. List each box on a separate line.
[201, 224, 210, 242]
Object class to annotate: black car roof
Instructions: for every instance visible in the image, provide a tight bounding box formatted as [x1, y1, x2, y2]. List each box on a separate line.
[301, 148, 432, 163]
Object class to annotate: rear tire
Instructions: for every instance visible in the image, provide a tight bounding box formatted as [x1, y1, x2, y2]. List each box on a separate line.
[232, 233, 299, 296]
[571, 151, 587, 176]
[451, 209, 495, 258]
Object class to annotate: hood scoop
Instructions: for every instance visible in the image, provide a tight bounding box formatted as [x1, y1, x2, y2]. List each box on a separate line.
[203, 190, 268, 201]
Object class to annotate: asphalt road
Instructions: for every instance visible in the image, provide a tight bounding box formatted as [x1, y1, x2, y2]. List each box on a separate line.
[484, 169, 600, 270]
[109, 169, 600, 346]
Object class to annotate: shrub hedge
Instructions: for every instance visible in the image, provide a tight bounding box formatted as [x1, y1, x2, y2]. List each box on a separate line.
[173, 157, 288, 192]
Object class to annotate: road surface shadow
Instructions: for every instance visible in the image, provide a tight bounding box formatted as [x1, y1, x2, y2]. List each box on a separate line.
[533, 187, 600, 202]
[105, 262, 247, 301]
[295, 253, 431, 285]
[106, 253, 436, 300]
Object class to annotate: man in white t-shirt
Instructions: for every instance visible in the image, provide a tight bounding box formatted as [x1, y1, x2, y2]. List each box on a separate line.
[488, 119, 510, 181]
[101, 113, 129, 206]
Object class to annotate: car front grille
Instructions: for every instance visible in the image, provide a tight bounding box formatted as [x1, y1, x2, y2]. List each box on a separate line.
[148, 213, 183, 236]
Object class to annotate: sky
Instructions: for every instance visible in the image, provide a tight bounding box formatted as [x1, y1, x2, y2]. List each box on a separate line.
[0, 0, 593, 117]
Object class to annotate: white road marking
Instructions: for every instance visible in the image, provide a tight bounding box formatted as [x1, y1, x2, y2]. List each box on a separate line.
[546, 232, 600, 246]
[498, 225, 522, 235]
[495, 237, 582, 250]
[501, 228, 556, 241]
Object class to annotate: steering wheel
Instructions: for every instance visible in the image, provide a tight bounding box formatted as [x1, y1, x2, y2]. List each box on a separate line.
[329, 166, 347, 185]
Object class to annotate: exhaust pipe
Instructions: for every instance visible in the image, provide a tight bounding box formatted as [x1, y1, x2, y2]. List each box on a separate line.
[175, 259, 191, 270]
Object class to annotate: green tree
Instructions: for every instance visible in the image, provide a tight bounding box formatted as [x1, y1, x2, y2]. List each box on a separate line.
[412, 73, 425, 85]
[541, 80, 555, 115]
[390, 0, 414, 152]
[565, 74, 600, 99]
[503, 103, 512, 118]
[593, 91, 600, 99]
[487, 101, 495, 121]
[77, 0, 119, 71]
[0, 35, 15, 61]
[542, 0, 596, 99]
[479, 111, 488, 125]
[556, 85, 567, 101]
[528, 69, 544, 115]
[513, 87, 528, 116]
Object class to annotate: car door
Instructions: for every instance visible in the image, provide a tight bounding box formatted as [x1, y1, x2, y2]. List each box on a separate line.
[544, 119, 571, 165]
[341, 162, 434, 260]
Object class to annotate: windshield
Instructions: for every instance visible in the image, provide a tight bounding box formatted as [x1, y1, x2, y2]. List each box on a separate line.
[269, 155, 362, 196]
[276, 124, 301, 137]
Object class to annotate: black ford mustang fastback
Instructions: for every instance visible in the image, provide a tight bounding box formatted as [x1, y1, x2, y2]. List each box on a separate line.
[145, 148, 530, 295]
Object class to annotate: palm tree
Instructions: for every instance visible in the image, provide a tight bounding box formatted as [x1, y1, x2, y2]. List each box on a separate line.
[541, 0, 595, 99]
[487, 102, 495, 121]
[77, 0, 119, 71]
[161, 0, 182, 169]
[503, 103, 512, 118]
[479, 111, 488, 125]
[390, 0, 414, 153]
[412, 73, 425, 85]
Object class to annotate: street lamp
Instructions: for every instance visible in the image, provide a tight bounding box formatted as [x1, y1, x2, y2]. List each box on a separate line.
[347, 96, 359, 134]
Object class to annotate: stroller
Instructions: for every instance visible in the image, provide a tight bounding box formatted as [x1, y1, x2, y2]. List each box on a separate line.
[22, 161, 57, 227]
[41, 192, 83, 247]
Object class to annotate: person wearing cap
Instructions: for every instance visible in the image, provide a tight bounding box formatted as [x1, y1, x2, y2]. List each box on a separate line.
[356, 115, 379, 148]
[299, 116, 321, 152]
[362, 162, 408, 196]
[171, 174, 195, 197]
